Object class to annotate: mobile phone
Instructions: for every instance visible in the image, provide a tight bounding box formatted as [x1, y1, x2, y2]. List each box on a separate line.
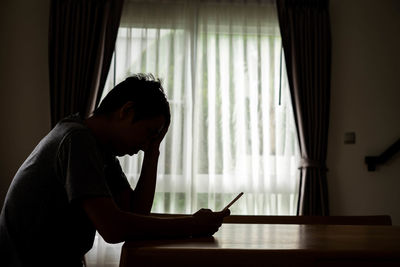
[222, 192, 244, 211]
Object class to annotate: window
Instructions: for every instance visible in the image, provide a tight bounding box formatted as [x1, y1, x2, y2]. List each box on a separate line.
[103, 0, 299, 216]
[86, 1, 300, 265]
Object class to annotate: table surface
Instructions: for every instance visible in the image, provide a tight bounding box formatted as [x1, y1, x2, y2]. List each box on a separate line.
[120, 224, 400, 266]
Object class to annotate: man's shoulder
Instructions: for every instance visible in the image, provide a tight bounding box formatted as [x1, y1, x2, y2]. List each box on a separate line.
[53, 115, 106, 163]
[58, 113, 87, 132]
[36, 114, 98, 160]
[54, 114, 93, 142]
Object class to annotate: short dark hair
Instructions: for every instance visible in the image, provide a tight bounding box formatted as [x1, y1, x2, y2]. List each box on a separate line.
[94, 74, 170, 123]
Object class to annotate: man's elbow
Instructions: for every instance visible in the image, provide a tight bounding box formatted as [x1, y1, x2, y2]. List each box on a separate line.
[81, 197, 128, 243]
[98, 227, 125, 244]
[93, 210, 127, 243]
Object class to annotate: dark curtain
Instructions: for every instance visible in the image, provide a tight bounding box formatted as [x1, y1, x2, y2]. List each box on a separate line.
[276, 0, 331, 215]
[49, 0, 124, 127]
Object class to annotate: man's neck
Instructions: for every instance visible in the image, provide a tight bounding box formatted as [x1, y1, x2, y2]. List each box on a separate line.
[84, 115, 115, 153]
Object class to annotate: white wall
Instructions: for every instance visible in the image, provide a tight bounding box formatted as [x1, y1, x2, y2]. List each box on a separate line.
[0, 0, 51, 207]
[0, 0, 399, 225]
[328, 0, 400, 224]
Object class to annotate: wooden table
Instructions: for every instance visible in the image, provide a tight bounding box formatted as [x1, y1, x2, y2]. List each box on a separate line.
[120, 224, 400, 266]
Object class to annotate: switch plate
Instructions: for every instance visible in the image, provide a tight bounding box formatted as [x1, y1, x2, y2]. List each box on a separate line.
[344, 132, 356, 144]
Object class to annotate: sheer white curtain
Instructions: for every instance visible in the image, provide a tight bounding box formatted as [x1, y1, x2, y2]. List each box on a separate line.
[86, 0, 299, 266]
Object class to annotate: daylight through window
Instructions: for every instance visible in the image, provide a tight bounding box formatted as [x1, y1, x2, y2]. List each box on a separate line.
[101, 0, 300, 215]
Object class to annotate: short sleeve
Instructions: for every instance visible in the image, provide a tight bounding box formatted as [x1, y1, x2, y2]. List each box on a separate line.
[57, 129, 111, 202]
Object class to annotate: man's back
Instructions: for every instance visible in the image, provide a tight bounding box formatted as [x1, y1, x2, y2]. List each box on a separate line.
[0, 115, 107, 266]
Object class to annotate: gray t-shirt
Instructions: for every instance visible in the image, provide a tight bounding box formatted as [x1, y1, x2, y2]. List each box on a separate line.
[0, 114, 131, 266]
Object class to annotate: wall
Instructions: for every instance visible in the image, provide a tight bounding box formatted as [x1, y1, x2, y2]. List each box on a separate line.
[328, 0, 400, 224]
[0, 0, 51, 207]
[0, 0, 399, 224]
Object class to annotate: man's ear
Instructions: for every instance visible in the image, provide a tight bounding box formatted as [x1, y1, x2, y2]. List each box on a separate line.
[119, 101, 135, 120]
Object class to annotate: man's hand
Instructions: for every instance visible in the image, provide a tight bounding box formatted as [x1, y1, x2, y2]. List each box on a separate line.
[132, 116, 170, 214]
[146, 116, 171, 154]
[191, 208, 230, 237]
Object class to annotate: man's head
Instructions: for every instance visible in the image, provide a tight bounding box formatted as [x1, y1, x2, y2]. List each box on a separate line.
[94, 73, 170, 123]
[93, 74, 170, 156]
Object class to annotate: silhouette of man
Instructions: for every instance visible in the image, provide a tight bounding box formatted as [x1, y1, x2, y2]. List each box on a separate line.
[0, 74, 229, 267]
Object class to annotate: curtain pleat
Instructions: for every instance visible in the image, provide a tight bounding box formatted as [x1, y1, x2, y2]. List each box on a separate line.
[276, 0, 331, 216]
[49, 0, 124, 127]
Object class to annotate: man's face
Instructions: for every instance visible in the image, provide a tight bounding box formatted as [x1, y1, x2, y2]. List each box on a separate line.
[113, 113, 166, 156]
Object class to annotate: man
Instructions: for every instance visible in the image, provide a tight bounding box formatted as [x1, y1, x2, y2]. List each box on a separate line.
[0, 74, 229, 266]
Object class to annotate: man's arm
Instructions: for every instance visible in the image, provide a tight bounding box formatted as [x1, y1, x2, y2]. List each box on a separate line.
[111, 150, 159, 214]
[80, 196, 228, 243]
[129, 150, 159, 214]
[128, 116, 170, 214]
[111, 147, 161, 214]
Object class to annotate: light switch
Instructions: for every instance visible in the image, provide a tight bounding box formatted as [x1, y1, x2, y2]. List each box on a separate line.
[344, 132, 356, 144]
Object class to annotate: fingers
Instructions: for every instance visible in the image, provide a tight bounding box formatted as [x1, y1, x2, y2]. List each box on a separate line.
[191, 209, 227, 238]
[220, 209, 231, 217]
[192, 225, 220, 238]
[160, 117, 171, 136]
[151, 119, 171, 148]
[201, 208, 212, 213]
[214, 209, 231, 218]
[193, 208, 212, 216]
[194, 209, 230, 223]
